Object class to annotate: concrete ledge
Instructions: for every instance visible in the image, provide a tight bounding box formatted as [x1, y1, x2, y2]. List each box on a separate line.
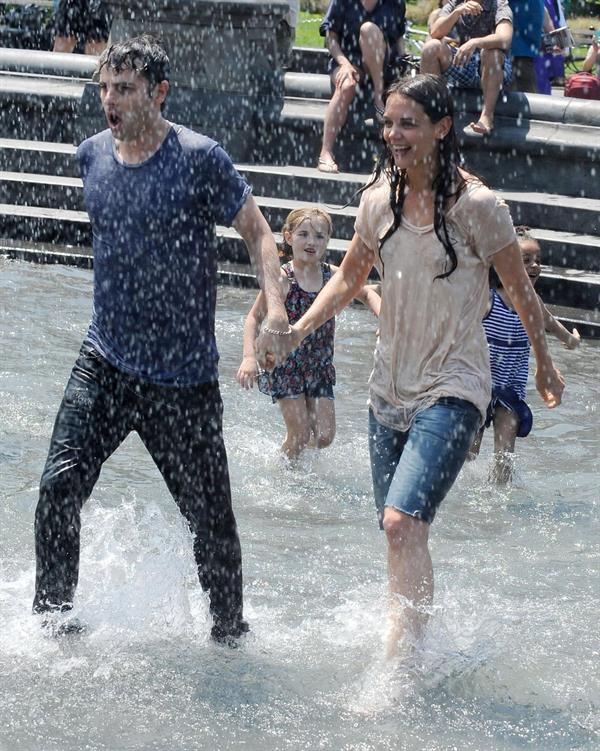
[0, 48, 98, 78]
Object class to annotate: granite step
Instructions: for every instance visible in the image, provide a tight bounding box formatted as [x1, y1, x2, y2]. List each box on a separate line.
[2, 166, 599, 246]
[2, 197, 599, 310]
[3, 234, 599, 337]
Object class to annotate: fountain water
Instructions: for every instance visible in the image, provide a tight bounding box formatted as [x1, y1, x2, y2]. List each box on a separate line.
[1, 258, 598, 750]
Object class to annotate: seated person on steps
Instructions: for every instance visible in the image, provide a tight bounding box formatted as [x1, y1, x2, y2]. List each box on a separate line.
[421, 0, 513, 136]
[582, 35, 600, 78]
[317, 0, 406, 174]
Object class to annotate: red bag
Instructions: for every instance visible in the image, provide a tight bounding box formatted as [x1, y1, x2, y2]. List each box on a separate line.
[564, 72, 600, 100]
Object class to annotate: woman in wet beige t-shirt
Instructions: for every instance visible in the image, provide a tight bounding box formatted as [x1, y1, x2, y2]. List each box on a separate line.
[270, 73, 564, 657]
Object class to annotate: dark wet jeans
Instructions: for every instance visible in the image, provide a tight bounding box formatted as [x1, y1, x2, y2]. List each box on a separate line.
[33, 342, 244, 634]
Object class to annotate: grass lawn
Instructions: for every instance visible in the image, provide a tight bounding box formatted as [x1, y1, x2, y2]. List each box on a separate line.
[295, 12, 324, 49]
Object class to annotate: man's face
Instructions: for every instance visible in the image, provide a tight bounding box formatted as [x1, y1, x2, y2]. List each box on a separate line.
[98, 66, 163, 141]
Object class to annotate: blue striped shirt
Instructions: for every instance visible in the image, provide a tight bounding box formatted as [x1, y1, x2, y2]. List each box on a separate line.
[483, 289, 530, 400]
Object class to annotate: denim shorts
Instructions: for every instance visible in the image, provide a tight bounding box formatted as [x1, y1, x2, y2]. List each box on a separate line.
[369, 397, 481, 527]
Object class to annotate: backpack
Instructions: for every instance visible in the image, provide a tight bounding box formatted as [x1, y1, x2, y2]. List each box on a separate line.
[564, 72, 600, 100]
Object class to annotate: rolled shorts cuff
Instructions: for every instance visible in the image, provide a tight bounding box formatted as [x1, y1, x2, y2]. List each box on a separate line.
[369, 397, 481, 527]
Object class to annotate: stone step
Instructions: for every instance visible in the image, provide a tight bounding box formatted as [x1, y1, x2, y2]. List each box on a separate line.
[2, 165, 599, 245]
[3, 234, 599, 337]
[269, 95, 600, 198]
[1, 72, 599, 200]
[2, 199, 599, 311]
[0, 47, 97, 78]
[0, 73, 84, 142]
[0, 136, 78, 176]
[284, 71, 330, 100]
[290, 47, 328, 76]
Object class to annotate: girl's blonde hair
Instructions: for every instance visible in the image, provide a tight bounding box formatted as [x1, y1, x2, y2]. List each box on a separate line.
[279, 207, 333, 261]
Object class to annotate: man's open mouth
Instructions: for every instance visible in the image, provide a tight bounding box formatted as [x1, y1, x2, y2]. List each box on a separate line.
[107, 112, 121, 128]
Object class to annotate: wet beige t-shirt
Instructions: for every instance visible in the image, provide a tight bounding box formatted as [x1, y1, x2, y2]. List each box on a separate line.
[355, 177, 517, 430]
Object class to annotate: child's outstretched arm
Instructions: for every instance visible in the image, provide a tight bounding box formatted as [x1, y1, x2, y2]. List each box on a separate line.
[539, 297, 581, 349]
[492, 242, 564, 408]
[236, 291, 268, 389]
[330, 265, 380, 316]
[354, 283, 381, 316]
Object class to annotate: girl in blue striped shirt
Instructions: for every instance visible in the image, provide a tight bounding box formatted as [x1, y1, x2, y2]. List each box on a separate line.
[470, 226, 580, 483]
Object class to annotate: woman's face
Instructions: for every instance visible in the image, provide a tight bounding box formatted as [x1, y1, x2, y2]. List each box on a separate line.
[382, 93, 450, 173]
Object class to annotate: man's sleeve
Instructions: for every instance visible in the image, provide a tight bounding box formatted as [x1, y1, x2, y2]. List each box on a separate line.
[203, 144, 251, 227]
[75, 140, 89, 180]
[439, 0, 459, 19]
[495, 0, 513, 27]
[319, 0, 343, 38]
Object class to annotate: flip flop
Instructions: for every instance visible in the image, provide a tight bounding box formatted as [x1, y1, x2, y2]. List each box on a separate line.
[469, 120, 493, 136]
[317, 157, 339, 174]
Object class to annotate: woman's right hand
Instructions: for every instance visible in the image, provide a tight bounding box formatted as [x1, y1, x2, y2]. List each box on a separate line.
[535, 361, 565, 408]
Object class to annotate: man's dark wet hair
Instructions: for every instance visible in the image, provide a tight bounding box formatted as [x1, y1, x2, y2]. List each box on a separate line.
[95, 35, 170, 97]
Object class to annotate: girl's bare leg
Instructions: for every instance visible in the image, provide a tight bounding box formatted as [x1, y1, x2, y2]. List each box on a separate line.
[491, 405, 519, 484]
[278, 397, 312, 459]
[306, 397, 336, 449]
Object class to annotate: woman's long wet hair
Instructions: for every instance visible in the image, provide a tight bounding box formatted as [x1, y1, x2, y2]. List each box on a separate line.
[361, 73, 465, 280]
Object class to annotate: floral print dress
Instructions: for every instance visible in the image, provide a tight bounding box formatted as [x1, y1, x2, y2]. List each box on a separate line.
[258, 262, 336, 400]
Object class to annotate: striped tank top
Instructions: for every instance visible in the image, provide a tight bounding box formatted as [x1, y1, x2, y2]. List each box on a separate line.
[482, 289, 530, 400]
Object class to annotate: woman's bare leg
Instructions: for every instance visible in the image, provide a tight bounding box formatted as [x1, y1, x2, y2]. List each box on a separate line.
[383, 507, 432, 658]
[359, 21, 387, 112]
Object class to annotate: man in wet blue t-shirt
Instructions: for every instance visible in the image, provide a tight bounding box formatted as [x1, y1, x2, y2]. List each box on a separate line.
[32, 35, 288, 645]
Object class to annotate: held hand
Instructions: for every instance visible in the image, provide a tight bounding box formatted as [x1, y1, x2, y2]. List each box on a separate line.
[258, 325, 303, 371]
[535, 362, 565, 409]
[255, 318, 294, 369]
[236, 356, 259, 390]
[454, 38, 477, 67]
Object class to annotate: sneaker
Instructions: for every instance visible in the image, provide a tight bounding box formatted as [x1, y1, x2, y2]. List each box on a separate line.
[40, 612, 87, 638]
[210, 618, 250, 647]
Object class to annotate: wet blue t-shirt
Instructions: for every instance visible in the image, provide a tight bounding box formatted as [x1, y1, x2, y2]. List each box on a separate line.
[77, 125, 250, 386]
[509, 0, 544, 58]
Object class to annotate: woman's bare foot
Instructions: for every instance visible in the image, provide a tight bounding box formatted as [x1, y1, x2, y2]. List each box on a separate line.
[469, 115, 494, 136]
[317, 154, 339, 173]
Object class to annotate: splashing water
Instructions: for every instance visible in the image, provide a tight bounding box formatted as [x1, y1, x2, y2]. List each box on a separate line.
[0, 259, 598, 750]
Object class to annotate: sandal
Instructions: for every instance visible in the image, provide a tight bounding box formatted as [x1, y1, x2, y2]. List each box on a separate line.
[317, 157, 339, 174]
